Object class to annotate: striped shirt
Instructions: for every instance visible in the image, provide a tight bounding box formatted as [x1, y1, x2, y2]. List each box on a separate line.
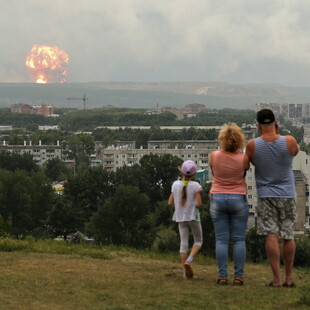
[252, 136, 296, 198]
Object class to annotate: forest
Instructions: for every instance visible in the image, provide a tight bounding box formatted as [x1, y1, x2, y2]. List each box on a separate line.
[0, 107, 256, 130]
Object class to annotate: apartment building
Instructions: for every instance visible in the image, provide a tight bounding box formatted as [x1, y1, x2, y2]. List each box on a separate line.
[183, 103, 206, 117]
[0, 126, 13, 131]
[256, 102, 310, 122]
[146, 103, 206, 119]
[38, 125, 60, 131]
[0, 140, 62, 165]
[97, 140, 218, 179]
[304, 125, 310, 144]
[11, 103, 54, 117]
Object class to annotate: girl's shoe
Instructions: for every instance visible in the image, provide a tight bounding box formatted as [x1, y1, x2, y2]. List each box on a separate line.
[184, 262, 194, 278]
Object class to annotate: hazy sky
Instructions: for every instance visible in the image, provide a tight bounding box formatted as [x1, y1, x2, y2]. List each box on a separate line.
[1, 0, 310, 86]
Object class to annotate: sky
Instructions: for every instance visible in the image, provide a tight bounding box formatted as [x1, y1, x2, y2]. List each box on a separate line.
[1, 0, 310, 86]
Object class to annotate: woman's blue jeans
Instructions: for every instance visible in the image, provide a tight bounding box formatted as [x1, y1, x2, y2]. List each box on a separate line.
[210, 194, 249, 278]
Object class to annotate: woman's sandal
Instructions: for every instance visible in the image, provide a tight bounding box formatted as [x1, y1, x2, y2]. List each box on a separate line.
[282, 282, 296, 288]
[217, 277, 228, 285]
[233, 277, 244, 285]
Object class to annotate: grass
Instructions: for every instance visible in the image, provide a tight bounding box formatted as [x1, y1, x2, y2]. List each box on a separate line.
[0, 238, 309, 310]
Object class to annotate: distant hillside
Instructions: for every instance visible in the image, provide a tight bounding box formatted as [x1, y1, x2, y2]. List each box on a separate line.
[0, 82, 309, 110]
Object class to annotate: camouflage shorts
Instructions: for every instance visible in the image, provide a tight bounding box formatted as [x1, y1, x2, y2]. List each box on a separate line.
[256, 198, 296, 240]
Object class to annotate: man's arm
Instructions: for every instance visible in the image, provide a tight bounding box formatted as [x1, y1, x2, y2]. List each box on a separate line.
[286, 135, 299, 156]
[243, 154, 250, 170]
[245, 139, 255, 163]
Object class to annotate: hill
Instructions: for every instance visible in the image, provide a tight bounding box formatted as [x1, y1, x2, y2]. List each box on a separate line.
[0, 81, 310, 110]
[0, 238, 309, 310]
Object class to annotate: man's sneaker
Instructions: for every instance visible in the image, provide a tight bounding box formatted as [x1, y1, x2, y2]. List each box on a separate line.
[184, 262, 194, 278]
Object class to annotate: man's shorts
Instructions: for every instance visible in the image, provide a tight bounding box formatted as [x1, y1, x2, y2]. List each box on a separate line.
[256, 198, 296, 240]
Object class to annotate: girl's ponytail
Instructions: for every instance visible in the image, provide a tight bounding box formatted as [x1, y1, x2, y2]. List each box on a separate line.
[180, 180, 188, 206]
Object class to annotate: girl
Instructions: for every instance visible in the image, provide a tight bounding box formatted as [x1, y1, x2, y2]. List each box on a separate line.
[168, 160, 203, 279]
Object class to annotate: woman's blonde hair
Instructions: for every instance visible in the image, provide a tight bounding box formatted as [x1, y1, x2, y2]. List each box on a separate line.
[218, 122, 245, 152]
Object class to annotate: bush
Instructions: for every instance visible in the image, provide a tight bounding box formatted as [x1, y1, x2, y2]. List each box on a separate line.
[295, 235, 310, 267]
[89, 185, 155, 249]
[200, 208, 215, 257]
[246, 227, 266, 263]
[0, 214, 11, 237]
[152, 228, 179, 253]
[246, 229, 310, 267]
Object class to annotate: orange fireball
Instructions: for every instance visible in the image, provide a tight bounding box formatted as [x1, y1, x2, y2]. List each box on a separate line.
[26, 45, 69, 83]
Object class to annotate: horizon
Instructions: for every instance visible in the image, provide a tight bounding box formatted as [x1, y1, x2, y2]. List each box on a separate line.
[1, 81, 310, 110]
[0, 80, 310, 88]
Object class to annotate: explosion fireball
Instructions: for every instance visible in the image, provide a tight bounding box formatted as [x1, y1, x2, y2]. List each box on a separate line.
[25, 45, 69, 84]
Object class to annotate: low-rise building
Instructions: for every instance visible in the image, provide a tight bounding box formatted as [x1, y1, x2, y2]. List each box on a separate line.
[0, 140, 62, 165]
[256, 102, 310, 123]
[38, 125, 60, 131]
[98, 140, 218, 180]
[11, 103, 54, 117]
[0, 126, 13, 131]
[183, 103, 206, 117]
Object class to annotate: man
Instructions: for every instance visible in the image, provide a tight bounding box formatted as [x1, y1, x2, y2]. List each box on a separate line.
[246, 109, 299, 287]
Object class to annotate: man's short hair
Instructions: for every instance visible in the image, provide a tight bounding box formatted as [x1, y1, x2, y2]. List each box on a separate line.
[257, 109, 275, 124]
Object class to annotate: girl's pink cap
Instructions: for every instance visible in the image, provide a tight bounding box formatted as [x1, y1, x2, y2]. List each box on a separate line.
[180, 160, 197, 176]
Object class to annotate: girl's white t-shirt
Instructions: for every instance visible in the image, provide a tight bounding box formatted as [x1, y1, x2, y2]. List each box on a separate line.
[171, 180, 202, 222]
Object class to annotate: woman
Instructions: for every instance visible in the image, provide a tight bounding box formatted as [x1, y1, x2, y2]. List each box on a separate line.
[168, 160, 203, 279]
[209, 123, 249, 285]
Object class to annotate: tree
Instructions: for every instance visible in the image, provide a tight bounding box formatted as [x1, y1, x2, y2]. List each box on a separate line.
[139, 153, 182, 204]
[200, 182, 215, 256]
[0, 169, 53, 236]
[64, 168, 115, 221]
[89, 185, 155, 248]
[0, 152, 38, 173]
[114, 164, 144, 190]
[0, 214, 11, 237]
[67, 134, 94, 158]
[8, 131, 26, 145]
[30, 130, 63, 145]
[47, 196, 85, 239]
[44, 158, 72, 181]
[29, 171, 55, 235]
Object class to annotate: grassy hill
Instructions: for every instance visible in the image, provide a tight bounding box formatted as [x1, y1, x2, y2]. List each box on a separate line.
[0, 82, 310, 110]
[0, 238, 309, 310]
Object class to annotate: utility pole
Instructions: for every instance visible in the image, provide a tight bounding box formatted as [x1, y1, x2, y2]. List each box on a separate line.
[67, 93, 88, 110]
